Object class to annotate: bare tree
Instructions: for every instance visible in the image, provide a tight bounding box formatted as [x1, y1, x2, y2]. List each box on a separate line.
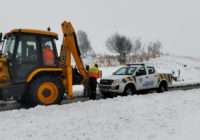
[147, 42, 153, 57]
[77, 30, 92, 58]
[152, 40, 162, 57]
[132, 39, 142, 55]
[106, 33, 133, 64]
[147, 41, 162, 58]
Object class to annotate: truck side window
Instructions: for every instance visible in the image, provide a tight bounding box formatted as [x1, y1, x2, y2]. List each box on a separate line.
[147, 66, 155, 74]
[136, 66, 146, 76]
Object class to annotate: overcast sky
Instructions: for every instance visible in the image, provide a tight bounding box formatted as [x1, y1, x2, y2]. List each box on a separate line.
[1, 0, 200, 57]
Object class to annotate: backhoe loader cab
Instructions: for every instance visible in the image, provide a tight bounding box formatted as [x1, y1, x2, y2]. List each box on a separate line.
[2, 29, 59, 80]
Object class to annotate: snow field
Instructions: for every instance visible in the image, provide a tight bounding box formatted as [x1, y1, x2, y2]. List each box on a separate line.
[1, 55, 200, 140]
[1, 89, 200, 140]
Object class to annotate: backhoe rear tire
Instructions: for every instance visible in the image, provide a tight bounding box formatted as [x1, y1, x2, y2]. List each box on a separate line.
[29, 76, 65, 106]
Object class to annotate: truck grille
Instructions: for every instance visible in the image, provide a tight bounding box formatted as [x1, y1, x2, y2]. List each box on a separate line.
[100, 79, 113, 85]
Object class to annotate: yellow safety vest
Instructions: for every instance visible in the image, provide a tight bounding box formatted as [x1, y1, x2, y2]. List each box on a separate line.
[89, 66, 100, 78]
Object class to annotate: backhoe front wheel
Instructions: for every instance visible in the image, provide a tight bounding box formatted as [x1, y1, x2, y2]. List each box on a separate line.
[30, 76, 64, 106]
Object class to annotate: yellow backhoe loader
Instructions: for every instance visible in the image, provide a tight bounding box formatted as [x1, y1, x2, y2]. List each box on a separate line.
[0, 20, 88, 106]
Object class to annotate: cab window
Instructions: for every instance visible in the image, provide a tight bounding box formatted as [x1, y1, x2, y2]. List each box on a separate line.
[136, 66, 146, 76]
[16, 36, 38, 63]
[147, 66, 155, 74]
[2, 35, 16, 59]
[13, 35, 39, 80]
[40, 37, 56, 66]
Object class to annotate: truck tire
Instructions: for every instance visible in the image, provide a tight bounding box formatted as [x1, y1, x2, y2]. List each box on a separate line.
[123, 85, 136, 96]
[29, 76, 65, 106]
[157, 82, 168, 93]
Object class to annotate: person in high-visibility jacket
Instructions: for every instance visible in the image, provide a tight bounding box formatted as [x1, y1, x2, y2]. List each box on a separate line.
[43, 45, 55, 65]
[88, 64, 101, 99]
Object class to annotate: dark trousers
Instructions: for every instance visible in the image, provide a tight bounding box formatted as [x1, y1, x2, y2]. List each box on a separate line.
[89, 77, 97, 99]
[83, 79, 91, 97]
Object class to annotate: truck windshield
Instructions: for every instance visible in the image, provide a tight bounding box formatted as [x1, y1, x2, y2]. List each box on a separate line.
[113, 67, 137, 75]
[2, 35, 16, 59]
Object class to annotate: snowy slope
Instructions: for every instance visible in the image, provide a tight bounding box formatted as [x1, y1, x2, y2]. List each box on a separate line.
[145, 55, 200, 85]
[1, 89, 200, 140]
[1, 55, 200, 140]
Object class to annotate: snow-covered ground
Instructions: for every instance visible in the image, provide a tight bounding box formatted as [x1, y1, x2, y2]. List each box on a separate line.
[1, 89, 200, 140]
[1, 55, 200, 140]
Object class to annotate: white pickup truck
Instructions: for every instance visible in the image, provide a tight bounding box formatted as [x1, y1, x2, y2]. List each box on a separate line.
[99, 63, 173, 97]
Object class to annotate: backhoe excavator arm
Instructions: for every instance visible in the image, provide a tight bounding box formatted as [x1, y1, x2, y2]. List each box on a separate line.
[60, 21, 88, 97]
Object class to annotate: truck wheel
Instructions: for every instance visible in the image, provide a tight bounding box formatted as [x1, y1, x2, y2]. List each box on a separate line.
[29, 76, 65, 106]
[123, 85, 136, 96]
[157, 82, 168, 93]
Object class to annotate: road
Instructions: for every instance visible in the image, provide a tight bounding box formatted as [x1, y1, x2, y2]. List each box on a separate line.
[1, 83, 200, 112]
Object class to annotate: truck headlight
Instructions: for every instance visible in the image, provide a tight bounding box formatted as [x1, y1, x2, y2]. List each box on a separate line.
[112, 80, 121, 86]
[122, 78, 127, 83]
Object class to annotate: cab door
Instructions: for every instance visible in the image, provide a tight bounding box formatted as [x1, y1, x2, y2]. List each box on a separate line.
[135, 66, 148, 90]
[39, 36, 58, 66]
[146, 66, 157, 88]
[12, 34, 40, 82]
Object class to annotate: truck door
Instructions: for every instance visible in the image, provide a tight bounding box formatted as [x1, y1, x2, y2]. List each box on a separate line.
[146, 66, 157, 88]
[135, 66, 148, 90]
